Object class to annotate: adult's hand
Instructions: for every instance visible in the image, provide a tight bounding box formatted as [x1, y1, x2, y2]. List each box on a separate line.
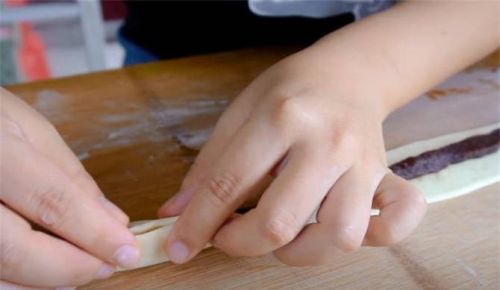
[0, 88, 139, 289]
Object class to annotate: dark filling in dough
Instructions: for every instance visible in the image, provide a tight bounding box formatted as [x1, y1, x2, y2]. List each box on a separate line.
[390, 129, 500, 180]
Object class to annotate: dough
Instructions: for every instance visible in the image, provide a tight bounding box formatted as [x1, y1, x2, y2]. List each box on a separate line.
[386, 124, 500, 203]
[121, 124, 500, 271]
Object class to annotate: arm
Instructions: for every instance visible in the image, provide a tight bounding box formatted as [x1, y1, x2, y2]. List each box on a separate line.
[159, 1, 498, 266]
[303, 0, 499, 115]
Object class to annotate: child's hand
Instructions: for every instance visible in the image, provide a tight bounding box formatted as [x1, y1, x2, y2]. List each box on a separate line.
[159, 48, 427, 266]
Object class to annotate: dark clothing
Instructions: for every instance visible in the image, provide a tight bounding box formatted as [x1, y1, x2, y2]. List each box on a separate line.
[121, 1, 354, 60]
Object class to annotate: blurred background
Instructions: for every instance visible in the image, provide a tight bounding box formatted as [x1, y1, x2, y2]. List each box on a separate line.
[0, 0, 126, 85]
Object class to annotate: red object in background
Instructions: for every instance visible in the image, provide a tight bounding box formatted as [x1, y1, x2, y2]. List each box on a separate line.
[4, 0, 126, 81]
[101, 0, 127, 20]
[5, 0, 28, 7]
[5, 0, 51, 81]
[18, 23, 51, 81]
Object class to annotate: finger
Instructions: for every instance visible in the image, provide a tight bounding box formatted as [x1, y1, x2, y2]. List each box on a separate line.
[0, 205, 113, 288]
[213, 143, 348, 257]
[363, 172, 427, 246]
[163, 119, 288, 263]
[272, 167, 382, 266]
[1, 90, 128, 224]
[0, 280, 52, 290]
[158, 86, 264, 216]
[0, 135, 140, 269]
[161, 171, 273, 217]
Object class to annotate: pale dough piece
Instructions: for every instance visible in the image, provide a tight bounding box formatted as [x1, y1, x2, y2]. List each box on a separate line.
[120, 217, 210, 271]
[128, 219, 175, 269]
[409, 149, 499, 203]
[386, 123, 499, 164]
[387, 123, 500, 203]
[122, 124, 500, 271]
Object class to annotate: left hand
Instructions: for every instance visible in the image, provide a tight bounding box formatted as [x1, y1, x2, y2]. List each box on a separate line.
[158, 45, 427, 266]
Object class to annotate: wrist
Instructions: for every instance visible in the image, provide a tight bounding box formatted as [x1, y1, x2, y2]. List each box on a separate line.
[279, 45, 399, 120]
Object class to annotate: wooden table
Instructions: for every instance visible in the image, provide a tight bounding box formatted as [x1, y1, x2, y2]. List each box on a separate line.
[6, 48, 499, 289]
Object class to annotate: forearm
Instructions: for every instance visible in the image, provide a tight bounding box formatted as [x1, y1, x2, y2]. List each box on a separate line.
[299, 0, 499, 116]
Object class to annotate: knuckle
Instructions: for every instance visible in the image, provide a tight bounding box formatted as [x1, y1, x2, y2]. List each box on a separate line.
[333, 225, 364, 253]
[206, 173, 241, 206]
[31, 185, 72, 230]
[270, 97, 313, 132]
[262, 212, 300, 247]
[330, 125, 357, 151]
[274, 97, 303, 119]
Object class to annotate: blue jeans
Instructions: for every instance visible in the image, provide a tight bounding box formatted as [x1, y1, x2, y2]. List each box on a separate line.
[118, 28, 159, 66]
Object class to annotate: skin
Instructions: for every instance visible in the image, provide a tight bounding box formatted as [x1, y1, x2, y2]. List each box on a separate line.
[0, 1, 497, 289]
[0, 89, 141, 289]
[159, 1, 498, 266]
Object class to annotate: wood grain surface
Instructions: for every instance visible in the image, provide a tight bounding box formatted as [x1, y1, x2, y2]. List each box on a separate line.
[5, 48, 499, 289]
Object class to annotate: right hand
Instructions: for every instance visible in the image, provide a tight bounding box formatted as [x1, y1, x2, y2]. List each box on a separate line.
[0, 88, 140, 289]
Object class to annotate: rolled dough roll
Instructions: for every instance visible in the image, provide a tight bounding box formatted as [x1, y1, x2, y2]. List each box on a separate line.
[121, 123, 500, 271]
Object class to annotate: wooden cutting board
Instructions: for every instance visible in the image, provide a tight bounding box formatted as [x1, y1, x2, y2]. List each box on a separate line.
[6, 48, 499, 289]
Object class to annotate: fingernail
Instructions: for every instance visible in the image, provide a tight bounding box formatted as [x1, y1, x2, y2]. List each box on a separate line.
[113, 245, 140, 268]
[56, 287, 76, 290]
[167, 240, 190, 263]
[95, 263, 115, 279]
